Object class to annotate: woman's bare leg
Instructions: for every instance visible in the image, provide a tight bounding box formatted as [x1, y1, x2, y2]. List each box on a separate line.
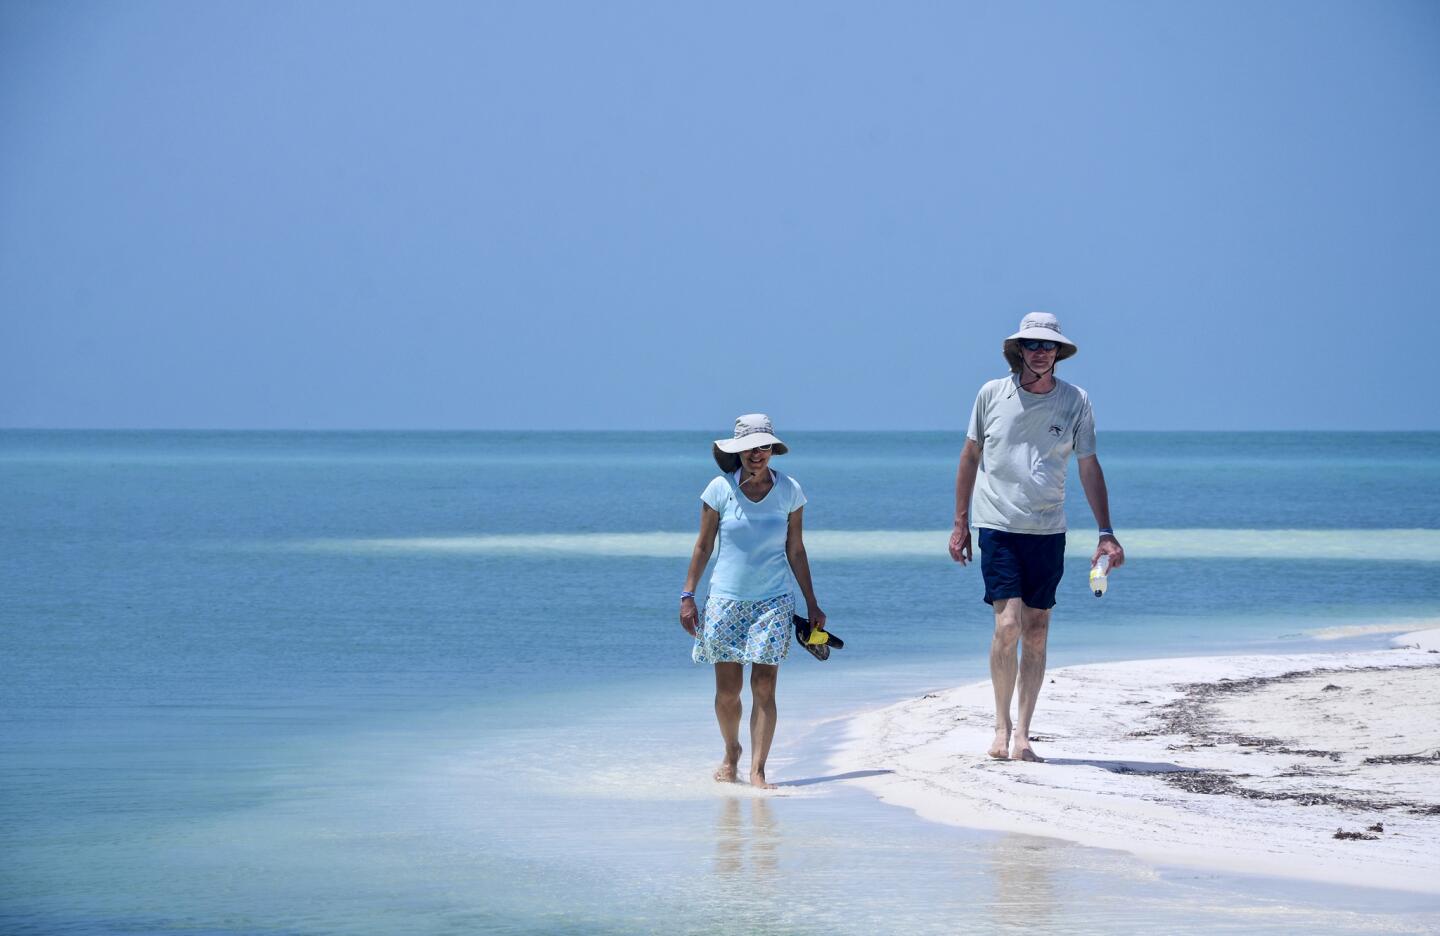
[713, 662, 744, 781]
[748, 663, 779, 788]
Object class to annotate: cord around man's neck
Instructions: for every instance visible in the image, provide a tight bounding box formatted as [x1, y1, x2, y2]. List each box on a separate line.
[1018, 361, 1055, 391]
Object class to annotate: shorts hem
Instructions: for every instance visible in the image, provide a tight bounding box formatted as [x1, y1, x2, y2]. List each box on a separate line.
[983, 593, 1058, 611]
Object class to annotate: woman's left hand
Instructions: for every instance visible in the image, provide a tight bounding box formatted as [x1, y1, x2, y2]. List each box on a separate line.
[808, 606, 827, 632]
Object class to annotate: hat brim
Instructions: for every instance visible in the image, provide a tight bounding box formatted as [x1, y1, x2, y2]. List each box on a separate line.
[1006, 325, 1077, 354]
[1003, 335, 1076, 374]
[1004, 334, 1077, 361]
[713, 433, 788, 455]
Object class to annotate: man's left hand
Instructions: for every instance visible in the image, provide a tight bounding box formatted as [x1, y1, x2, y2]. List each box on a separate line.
[1092, 535, 1125, 569]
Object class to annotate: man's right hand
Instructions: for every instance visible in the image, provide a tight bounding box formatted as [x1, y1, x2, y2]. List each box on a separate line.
[948, 526, 972, 565]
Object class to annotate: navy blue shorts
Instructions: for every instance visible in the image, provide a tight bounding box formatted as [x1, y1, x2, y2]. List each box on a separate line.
[978, 528, 1067, 610]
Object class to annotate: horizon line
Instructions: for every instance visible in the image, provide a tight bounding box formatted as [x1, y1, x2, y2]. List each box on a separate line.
[3, 427, 1439, 434]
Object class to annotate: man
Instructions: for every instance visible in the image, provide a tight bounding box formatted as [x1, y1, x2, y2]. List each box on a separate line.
[948, 312, 1124, 762]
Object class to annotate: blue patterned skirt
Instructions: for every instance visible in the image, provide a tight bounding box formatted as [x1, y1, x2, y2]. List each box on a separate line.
[692, 594, 794, 665]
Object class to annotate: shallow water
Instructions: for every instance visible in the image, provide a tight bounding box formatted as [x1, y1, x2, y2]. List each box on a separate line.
[3, 431, 1439, 933]
[7, 674, 1437, 935]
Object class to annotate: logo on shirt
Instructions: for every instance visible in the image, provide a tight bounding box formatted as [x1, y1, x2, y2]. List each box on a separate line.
[1049, 424, 1064, 436]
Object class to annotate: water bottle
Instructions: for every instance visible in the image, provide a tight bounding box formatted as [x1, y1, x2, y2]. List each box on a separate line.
[1089, 554, 1111, 598]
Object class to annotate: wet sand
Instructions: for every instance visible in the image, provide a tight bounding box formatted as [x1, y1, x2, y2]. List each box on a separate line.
[831, 628, 1440, 893]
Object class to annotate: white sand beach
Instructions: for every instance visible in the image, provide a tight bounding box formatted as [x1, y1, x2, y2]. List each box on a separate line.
[831, 628, 1440, 894]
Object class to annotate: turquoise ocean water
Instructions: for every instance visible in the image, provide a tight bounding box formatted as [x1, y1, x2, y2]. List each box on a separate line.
[3, 431, 1439, 934]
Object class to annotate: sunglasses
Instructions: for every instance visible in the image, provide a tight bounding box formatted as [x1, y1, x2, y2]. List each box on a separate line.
[1020, 339, 1058, 351]
[747, 444, 774, 452]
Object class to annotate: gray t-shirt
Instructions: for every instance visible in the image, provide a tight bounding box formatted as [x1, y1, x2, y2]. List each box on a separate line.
[966, 375, 1097, 534]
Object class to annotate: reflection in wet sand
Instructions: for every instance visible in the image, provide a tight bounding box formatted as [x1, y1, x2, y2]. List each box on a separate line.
[987, 833, 1060, 929]
[714, 796, 780, 885]
[751, 796, 777, 875]
[715, 797, 743, 877]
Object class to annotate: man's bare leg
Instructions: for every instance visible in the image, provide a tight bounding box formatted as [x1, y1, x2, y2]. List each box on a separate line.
[988, 599, 1023, 758]
[713, 663, 744, 781]
[1011, 604, 1051, 762]
[748, 663, 779, 789]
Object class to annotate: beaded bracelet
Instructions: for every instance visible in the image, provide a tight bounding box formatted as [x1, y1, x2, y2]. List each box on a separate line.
[680, 591, 696, 601]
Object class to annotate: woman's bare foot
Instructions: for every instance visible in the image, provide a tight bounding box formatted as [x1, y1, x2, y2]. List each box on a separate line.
[714, 743, 742, 782]
[1011, 737, 1044, 762]
[988, 728, 1011, 759]
[749, 767, 777, 790]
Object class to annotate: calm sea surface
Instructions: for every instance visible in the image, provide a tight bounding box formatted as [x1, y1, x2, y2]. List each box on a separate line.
[3, 431, 1439, 934]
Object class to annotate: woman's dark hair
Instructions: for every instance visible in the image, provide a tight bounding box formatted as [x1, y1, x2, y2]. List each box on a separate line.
[712, 445, 741, 473]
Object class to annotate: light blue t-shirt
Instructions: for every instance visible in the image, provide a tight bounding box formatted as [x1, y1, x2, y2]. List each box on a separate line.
[701, 469, 807, 601]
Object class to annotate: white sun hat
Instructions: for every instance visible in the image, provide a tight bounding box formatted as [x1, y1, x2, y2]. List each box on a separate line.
[1003, 311, 1078, 372]
[712, 414, 788, 471]
[713, 413, 789, 454]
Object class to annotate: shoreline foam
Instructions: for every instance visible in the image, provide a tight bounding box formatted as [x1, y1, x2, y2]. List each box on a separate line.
[829, 628, 1440, 894]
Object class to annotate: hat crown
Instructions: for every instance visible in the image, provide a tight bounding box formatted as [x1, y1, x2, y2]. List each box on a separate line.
[1017, 312, 1063, 334]
[732, 413, 774, 439]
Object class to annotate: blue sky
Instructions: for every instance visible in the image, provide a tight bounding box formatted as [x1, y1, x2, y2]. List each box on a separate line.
[2, 1, 1437, 430]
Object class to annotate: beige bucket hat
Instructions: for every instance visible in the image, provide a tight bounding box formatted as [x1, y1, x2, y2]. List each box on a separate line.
[712, 413, 788, 470]
[1003, 311, 1078, 373]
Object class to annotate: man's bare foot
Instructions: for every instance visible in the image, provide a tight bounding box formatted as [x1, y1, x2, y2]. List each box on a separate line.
[1011, 738, 1044, 762]
[714, 743, 742, 782]
[987, 728, 1011, 759]
[749, 769, 777, 790]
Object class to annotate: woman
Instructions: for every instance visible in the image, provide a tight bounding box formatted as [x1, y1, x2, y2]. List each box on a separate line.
[679, 414, 826, 789]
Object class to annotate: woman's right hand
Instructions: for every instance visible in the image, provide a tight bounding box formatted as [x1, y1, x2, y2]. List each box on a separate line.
[680, 597, 700, 636]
